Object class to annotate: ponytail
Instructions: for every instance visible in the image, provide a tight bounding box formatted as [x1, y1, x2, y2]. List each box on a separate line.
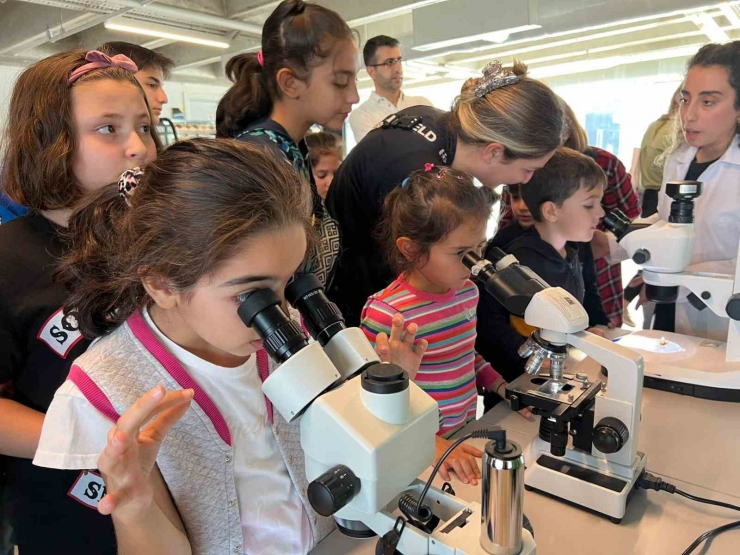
[216, 53, 270, 138]
[61, 185, 144, 337]
[216, 0, 352, 138]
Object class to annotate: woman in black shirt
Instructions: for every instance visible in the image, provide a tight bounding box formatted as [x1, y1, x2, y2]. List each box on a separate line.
[327, 61, 565, 325]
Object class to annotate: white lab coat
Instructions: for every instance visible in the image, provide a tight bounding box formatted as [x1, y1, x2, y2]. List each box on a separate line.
[656, 139, 740, 340]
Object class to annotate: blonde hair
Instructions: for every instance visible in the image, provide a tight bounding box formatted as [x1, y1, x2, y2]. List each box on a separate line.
[449, 60, 564, 159]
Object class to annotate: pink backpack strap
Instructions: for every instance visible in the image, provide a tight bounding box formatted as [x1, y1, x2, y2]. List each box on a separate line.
[68, 365, 121, 423]
[127, 310, 232, 446]
[256, 349, 274, 424]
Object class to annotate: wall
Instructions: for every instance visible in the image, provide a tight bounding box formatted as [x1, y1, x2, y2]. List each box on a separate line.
[159, 79, 230, 122]
[0, 65, 22, 136]
[403, 56, 691, 170]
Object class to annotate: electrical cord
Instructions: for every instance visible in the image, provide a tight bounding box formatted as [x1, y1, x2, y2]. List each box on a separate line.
[637, 472, 740, 554]
[400, 428, 507, 520]
[680, 520, 740, 555]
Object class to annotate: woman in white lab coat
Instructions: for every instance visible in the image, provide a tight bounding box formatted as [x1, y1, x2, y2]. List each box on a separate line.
[656, 41, 740, 340]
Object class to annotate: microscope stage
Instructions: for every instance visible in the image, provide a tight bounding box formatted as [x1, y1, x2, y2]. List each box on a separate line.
[616, 330, 740, 402]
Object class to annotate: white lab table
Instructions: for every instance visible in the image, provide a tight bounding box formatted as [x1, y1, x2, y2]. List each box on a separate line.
[312, 347, 740, 554]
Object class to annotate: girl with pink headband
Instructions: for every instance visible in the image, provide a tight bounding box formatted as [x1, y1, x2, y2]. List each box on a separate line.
[0, 49, 157, 553]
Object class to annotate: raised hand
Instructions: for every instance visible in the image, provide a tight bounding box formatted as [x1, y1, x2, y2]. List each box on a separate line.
[97, 386, 193, 519]
[374, 313, 428, 379]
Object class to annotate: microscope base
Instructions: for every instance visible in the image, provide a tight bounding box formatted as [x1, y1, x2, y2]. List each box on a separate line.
[336, 480, 536, 554]
[618, 330, 740, 402]
[523, 438, 647, 522]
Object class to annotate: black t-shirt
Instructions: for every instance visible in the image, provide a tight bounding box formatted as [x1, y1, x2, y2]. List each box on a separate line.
[326, 106, 457, 325]
[684, 156, 718, 182]
[0, 214, 116, 554]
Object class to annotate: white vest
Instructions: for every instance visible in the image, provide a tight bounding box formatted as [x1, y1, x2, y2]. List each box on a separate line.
[69, 310, 335, 555]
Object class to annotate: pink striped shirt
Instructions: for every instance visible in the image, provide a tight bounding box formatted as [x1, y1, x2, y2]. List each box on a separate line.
[361, 277, 502, 438]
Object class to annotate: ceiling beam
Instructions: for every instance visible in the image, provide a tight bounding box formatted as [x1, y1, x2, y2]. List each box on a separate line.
[226, 0, 281, 20]
[102, 0, 262, 35]
[0, 8, 96, 56]
[5, 0, 159, 56]
[160, 37, 259, 70]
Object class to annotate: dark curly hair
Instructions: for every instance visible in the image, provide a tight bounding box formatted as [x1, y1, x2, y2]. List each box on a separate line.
[377, 167, 496, 275]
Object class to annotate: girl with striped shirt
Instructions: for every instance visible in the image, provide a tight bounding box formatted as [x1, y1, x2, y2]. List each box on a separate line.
[361, 165, 524, 486]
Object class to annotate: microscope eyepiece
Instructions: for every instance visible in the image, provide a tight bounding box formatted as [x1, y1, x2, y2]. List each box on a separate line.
[602, 208, 631, 241]
[286, 274, 345, 346]
[463, 250, 549, 317]
[238, 288, 308, 363]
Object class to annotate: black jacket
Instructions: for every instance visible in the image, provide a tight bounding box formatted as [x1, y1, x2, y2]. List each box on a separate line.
[476, 225, 610, 381]
[0, 214, 117, 554]
[325, 105, 457, 326]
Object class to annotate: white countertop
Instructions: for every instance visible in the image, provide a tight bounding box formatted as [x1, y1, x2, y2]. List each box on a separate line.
[312, 347, 740, 554]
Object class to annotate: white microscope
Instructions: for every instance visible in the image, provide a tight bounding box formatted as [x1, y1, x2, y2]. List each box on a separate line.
[466, 250, 646, 524]
[606, 180, 740, 402]
[238, 274, 536, 555]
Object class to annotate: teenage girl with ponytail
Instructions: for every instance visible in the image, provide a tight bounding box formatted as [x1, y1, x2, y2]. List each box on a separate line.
[216, 0, 359, 288]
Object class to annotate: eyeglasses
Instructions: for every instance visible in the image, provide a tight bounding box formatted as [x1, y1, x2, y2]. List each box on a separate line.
[368, 57, 403, 69]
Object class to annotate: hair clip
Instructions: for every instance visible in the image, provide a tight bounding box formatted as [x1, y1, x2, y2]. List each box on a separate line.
[401, 177, 411, 188]
[424, 163, 435, 172]
[474, 60, 520, 98]
[431, 164, 449, 180]
[118, 167, 143, 206]
[257, 50, 265, 67]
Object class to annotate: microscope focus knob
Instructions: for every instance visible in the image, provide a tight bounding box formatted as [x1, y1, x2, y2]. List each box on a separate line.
[308, 465, 361, 517]
[593, 417, 629, 454]
[726, 294, 740, 321]
[632, 249, 650, 265]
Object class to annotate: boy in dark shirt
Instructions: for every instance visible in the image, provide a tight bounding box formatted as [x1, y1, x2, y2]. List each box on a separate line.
[488, 183, 532, 251]
[477, 148, 611, 382]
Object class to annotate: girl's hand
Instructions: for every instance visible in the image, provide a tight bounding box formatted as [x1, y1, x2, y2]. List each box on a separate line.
[587, 327, 607, 338]
[590, 229, 611, 260]
[517, 407, 536, 421]
[435, 436, 482, 485]
[97, 386, 193, 520]
[374, 313, 428, 379]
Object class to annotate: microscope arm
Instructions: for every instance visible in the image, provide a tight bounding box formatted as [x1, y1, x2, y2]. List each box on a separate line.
[566, 331, 644, 406]
[566, 331, 644, 467]
[642, 270, 736, 319]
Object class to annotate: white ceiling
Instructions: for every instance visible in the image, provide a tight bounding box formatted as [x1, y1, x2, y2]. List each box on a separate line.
[1, 0, 738, 88]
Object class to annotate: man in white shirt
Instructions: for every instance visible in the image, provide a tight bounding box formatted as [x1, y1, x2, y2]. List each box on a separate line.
[349, 35, 433, 142]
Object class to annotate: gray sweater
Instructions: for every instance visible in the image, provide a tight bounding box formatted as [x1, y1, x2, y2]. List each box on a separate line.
[68, 310, 335, 555]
